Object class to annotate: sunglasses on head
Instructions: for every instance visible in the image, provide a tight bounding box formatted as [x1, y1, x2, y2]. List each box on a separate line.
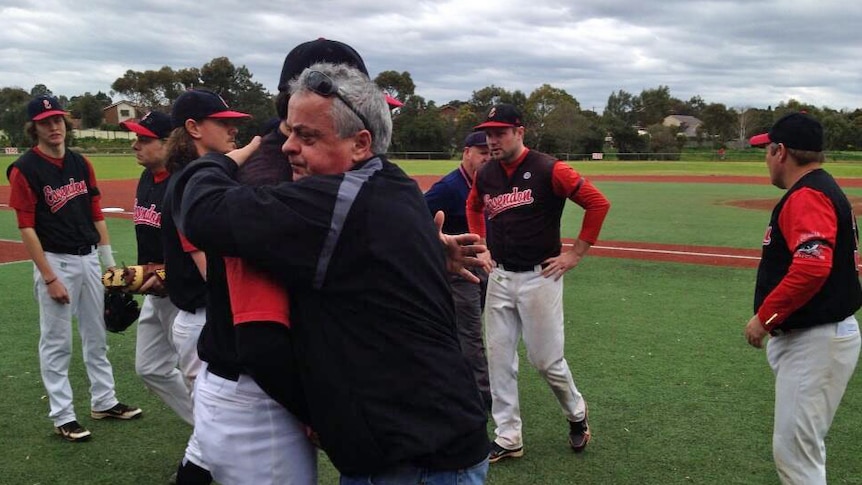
[303, 69, 373, 139]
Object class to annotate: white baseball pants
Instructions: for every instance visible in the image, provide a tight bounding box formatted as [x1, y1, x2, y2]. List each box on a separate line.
[171, 308, 205, 389]
[193, 364, 317, 485]
[767, 315, 860, 485]
[35, 252, 118, 427]
[485, 266, 585, 450]
[135, 295, 192, 425]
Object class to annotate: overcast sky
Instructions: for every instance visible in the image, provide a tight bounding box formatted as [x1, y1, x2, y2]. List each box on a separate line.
[2, 0, 861, 113]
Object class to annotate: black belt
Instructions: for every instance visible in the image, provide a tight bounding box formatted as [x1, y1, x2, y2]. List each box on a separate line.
[46, 244, 95, 256]
[207, 364, 240, 382]
[498, 262, 548, 272]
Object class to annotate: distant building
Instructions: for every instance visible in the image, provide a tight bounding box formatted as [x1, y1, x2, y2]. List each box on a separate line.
[102, 101, 139, 126]
[663, 115, 703, 138]
[438, 104, 460, 122]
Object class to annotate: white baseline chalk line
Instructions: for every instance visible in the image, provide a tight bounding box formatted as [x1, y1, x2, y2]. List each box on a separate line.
[562, 242, 761, 261]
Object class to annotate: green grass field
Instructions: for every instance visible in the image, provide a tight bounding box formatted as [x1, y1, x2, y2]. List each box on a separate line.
[2, 155, 862, 484]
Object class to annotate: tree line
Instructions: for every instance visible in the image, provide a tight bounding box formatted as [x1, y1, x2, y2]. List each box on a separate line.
[2, 57, 862, 157]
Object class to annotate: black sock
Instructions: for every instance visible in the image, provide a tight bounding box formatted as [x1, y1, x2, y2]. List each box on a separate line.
[175, 458, 213, 485]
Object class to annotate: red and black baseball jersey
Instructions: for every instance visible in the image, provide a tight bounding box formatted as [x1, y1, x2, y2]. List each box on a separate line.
[755, 169, 862, 330]
[6, 148, 100, 253]
[473, 149, 566, 268]
[134, 169, 170, 265]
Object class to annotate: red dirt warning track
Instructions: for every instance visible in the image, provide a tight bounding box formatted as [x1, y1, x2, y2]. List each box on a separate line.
[0, 174, 848, 268]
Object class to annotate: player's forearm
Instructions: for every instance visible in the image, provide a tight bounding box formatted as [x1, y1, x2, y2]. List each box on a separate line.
[19, 228, 56, 282]
[757, 258, 831, 329]
[465, 207, 486, 238]
[94, 220, 111, 245]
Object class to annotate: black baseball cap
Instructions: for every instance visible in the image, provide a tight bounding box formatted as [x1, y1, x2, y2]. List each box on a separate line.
[749, 112, 823, 151]
[121, 111, 172, 139]
[464, 131, 487, 147]
[278, 38, 368, 92]
[28, 95, 68, 121]
[278, 38, 403, 109]
[171, 89, 251, 129]
[475, 104, 524, 130]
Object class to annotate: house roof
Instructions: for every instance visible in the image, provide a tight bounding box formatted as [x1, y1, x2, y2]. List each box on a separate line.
[102, 100, 138, 111]
[663, 115, 703, 137]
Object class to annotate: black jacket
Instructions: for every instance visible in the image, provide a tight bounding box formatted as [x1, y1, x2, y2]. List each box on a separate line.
[172, 153, 489, 475]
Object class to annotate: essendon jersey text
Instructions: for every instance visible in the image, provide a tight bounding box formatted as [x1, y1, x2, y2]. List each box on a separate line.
[43, 178, 89, 213]
[483, 188, 534, 218]
[133, 199, 162, 228]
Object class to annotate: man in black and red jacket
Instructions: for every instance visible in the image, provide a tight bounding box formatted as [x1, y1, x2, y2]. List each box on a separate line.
[173, 62, 489, 483]
[746, 112, 861, 484]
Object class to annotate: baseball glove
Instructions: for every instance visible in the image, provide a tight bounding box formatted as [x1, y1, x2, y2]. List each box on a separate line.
[102, 264, 166, 296]
[104, 292, 140, 333]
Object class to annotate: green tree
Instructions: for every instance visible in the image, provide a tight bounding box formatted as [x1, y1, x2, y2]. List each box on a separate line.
[373, 71, 415, 105]
[113, 58, 272, 141]
[637, 85, 673, 127]
[470, 86, 526, 118]
[30, 84, 52, 97]
[524, 84, 580, 152]
[68, 92, 113, 129]
[111, 66, 190, 110]
[645, 123, 682, 160]
[0, 87, 32, 146]
[198, 57, 273, 139]
[391, 96, 448, 153]
[602, 89, 646, 158]
[699, 103, 736, 147]
[685, 96, 706, 118]
[451, 104, 481, 154]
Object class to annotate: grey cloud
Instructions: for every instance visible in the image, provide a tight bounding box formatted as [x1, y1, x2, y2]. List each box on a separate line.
[1, 0, 860, 113]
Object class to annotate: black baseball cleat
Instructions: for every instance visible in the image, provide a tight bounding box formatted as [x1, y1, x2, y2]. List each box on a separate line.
[91, 402, 143, 420]
[488, 442, 524, 463]
[568, 406, 591, 452]
[55, 420, 91, 442]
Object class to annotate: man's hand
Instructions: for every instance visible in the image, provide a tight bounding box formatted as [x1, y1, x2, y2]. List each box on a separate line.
[542, 239, 591, 281]
[434, 211, 489, 283]
[47, 279, 70, 304]
[744, 314, 769, 349]
[227, 136, 262, 167]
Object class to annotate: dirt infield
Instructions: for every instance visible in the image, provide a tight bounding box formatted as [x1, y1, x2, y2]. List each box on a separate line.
[1, 174, 853, 267]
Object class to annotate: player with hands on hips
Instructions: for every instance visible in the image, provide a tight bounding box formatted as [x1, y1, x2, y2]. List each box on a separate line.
[466, 103, 610, 462]
[746, 112, 861, 484]
[6, 95, 142, 443]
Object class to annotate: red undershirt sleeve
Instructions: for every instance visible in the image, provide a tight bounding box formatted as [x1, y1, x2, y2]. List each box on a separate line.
[84, 157, 105, 222]
[224, 257, 290, 327]
[8, 167, 37, 228]
[178, 231, 199, 253]
[465, 182, 486, 238]
[757, 188, 835, 330]
[551, 162, 610, 245]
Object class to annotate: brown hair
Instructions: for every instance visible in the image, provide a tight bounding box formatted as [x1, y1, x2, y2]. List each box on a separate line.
[770, 143, 825, 166]
[164, 126, 199, 174]
[25, 116, 74, 146]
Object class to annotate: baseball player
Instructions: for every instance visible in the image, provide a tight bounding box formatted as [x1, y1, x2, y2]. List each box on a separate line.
[6, 95, 142, 442]
[161, 89, 252, 483]
[119, 111, 193, 426]
[745, 113, 861, 484]
[425, 130, 492, 410]
[466, 104, 610, 462]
